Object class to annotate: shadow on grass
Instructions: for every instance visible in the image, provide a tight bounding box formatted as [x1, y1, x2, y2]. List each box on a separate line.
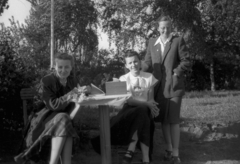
[179, 121, 240, 164]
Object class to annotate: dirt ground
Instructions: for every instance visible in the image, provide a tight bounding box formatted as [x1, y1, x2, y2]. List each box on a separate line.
[73, 121, 240, 164]
[1, 122, 240, 164]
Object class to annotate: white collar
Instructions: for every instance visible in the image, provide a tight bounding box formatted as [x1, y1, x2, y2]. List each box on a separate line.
[154, 33, 173, 46]
[129, 71, 142, 78]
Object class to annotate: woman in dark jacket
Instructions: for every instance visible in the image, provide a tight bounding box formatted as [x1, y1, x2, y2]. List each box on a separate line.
[14, 53, 90, 164]
[142, 15, 191, 164]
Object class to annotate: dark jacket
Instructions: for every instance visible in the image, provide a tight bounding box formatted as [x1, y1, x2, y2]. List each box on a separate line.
[142, 35, 191, 98]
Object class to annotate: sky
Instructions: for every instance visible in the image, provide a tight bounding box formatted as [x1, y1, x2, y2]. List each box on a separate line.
[0, 0, 110, 49]
[1, 0, 31, 26]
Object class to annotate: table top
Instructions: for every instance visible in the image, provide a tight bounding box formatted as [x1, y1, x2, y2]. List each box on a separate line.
[70, 93, 131, 120]
[88, 93, 131, 99]
[79, 93, 131, 106]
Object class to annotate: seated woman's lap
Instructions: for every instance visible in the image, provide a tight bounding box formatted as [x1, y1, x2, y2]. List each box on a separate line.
[110, 104, 152, 146]
[53, 113, 71, 124]
[91, 104, 154, 154]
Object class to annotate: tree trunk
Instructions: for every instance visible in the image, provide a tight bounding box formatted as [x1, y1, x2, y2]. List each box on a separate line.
[210, 59, 216, 91]
[50, 0, 54, 69]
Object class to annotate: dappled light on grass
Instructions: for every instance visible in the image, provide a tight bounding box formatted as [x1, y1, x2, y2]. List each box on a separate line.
[205, 160, 240, 164]
[181, 91, 240, 124]
[184, 90, 240, 99]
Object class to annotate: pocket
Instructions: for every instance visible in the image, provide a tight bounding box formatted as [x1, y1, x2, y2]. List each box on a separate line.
[172, 75, 184, 91]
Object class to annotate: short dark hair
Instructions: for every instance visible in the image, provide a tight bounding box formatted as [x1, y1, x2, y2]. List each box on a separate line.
[54, 52, 74, 66]
[123, 50, 140, 63]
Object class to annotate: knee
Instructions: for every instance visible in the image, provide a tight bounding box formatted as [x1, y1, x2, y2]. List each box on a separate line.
[137, 105, 149, 115]
[54, 113, 71, 124]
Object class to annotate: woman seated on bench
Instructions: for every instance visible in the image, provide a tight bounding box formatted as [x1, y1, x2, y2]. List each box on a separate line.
[92, 50, 159, 164]
[15, 53, 91, 164]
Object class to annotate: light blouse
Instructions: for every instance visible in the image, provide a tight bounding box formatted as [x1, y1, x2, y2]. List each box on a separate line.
[119, 71, 158, 102]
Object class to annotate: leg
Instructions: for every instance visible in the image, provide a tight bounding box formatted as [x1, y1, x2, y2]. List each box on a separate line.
[162, 123, 173, 161]
[140, 142, 149, 163]
[123, 131, 151, 163]
[61, 137, 73, 164]
[49, 137, 67, 164]
[167, 97, 182, 164]
[170, 123, 180, 157]
[124, 105, 151, 163]
[126, 131, 138, 154]
[169, 97, 182, 158]
[162, 123, 172, 151]
[149, 119, 155, 161]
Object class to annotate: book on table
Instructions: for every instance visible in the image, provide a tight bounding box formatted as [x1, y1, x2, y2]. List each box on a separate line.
[69, 82, 129, 119]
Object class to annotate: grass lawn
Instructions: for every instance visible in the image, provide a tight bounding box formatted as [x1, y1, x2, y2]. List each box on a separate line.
[72, 90, 240, 164]
[1, 90, 240, 164]
[182, 90, 240, 124]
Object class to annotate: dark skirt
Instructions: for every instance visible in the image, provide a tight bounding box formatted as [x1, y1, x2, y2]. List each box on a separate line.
[155, 96, 182, 124]
[14, 107, 79, 163]
[91, 103, 155, 155]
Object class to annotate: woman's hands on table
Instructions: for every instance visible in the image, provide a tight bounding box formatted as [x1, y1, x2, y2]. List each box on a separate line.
[77, 84, 92, 95]
[70, 84, 92, 103]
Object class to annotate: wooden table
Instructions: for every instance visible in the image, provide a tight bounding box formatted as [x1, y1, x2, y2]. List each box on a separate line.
[70, 93, 131, 164]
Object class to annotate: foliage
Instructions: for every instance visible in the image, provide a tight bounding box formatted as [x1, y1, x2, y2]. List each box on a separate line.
[75, 49, 125, 89]
[23, 0, 99, 70]
[0, 25, 39, 99]
[96, 0, 203, 52]
[0, 44, 36, 149]
[196, 0, 240, 90]
[97, 0, 240, 91]
[0, 22, 41, 142]
[200, 0, 240, 58]
[0, 0, 8, 16]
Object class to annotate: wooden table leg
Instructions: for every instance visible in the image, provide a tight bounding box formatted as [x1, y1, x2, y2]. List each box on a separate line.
[99, 105, 111, 164]
[23, 100, 28, 126]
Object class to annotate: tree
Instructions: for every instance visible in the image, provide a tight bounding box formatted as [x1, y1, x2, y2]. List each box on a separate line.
[0, 0, 9, 16]
[96, 0, 203, 53]
[23, 0, 99, 70]
[97, 0, 240, 91]
[0, 23, 39, 133]
[199, 0, 240, 91]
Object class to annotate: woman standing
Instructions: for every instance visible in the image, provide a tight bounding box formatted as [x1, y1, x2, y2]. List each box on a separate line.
[142, 15, 191, 164]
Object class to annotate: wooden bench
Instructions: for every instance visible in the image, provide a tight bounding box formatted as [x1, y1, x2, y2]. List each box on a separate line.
[20, 88, 36, 125]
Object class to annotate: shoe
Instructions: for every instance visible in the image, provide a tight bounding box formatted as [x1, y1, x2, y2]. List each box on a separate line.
[171, 156, 181, 164]
[163, 150, 172, 161]
[142, 162, 150, 164]
[121, 150, 134, 164]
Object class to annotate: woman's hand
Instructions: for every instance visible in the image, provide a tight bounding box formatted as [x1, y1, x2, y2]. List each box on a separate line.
[69, 85, 91, 102]
[77, 84, 92, 95]
[70, 92, 88, 103]
[146, 100, 160, 118]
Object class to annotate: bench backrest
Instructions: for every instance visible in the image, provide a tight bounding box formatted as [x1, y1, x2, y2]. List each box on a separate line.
[20, 88, 36, 125]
